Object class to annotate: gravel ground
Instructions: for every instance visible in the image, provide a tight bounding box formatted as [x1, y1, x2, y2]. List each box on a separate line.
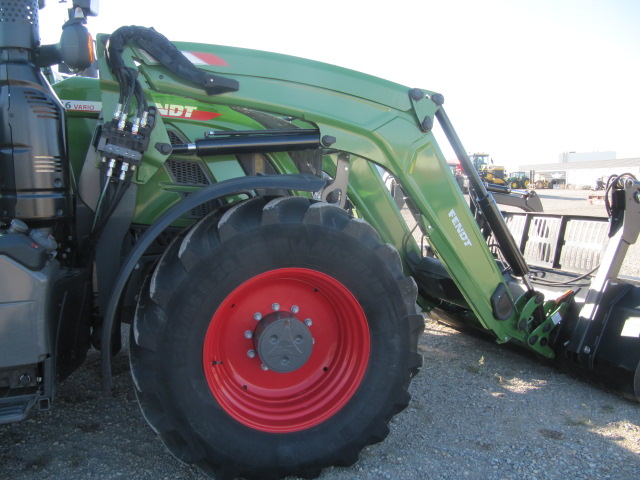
[1, 188, 639, 480]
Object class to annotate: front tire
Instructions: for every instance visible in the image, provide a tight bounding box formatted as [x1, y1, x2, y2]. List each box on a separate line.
[130, 196, 423, 480]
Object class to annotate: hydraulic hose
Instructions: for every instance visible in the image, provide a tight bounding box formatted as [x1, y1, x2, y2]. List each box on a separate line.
[434, 106, 530, 279]
[106, 26, 239, 96]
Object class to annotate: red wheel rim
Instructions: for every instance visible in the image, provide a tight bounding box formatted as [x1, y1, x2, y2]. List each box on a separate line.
[203, 268, 370, 433]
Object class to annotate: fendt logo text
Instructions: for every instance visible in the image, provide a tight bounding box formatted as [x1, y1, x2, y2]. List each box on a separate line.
[155, 103, 221, 121]
[156, 103, 197, 118]
[448, 209, 473, 246]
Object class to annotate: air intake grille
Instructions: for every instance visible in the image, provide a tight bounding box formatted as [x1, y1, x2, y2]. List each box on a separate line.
[166, 159, 210, 186]
[33, 155, 63, 173]
[24, 90, 59, 119]
[166, 130, 184, 145]
[165, 159, 216, 219]
[180, 195, 220, 219]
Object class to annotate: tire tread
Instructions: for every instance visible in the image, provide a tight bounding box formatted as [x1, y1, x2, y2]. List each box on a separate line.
[131, 197, 423, 480]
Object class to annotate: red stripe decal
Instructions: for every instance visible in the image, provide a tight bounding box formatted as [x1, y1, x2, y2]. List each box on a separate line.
[189, 51, 228, 66]
[189, 111, 223, 121]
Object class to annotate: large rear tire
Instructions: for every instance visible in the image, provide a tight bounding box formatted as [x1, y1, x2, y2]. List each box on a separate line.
[130, 196, 423, 480]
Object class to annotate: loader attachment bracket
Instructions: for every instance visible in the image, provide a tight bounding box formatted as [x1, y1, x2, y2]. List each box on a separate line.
[321, 152, 350, 208]
[512, 292, 566, 357]
[565, 176, 640, 354]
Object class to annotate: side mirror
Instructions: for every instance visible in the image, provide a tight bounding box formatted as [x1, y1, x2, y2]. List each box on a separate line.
[59, 21, 95, 70]
[34, 1, 97, 69]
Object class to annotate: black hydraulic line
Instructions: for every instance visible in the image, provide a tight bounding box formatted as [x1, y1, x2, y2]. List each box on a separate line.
[114, 68, 128, 105]
[434, 107, 530, 278]
[134, 74, 147, 117]
[80, 173, 133, 263]
[106, 26, 239, 96]
[171, 130, 321, 156]
[120, 68, 138, 117]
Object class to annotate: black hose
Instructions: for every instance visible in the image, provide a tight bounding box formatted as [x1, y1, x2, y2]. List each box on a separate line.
[119, 68, 138, 120]
[530, 266, 598, 286]
[80, 172, 133, 263]
[106, 25, 239, 96]
[605, 173, 636, 216]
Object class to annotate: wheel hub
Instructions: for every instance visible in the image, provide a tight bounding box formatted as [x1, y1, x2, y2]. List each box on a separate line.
[253, 311, 313, 373]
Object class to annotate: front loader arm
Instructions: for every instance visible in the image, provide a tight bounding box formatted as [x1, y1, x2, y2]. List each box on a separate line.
[100, 36, 560, 356]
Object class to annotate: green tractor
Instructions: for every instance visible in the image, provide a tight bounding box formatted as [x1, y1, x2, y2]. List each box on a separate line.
[507, 171, 531, 190]
[1, 2, 638, 479]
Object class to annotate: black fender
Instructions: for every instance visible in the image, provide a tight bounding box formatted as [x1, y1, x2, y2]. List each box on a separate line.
[101, 173, 325, 391]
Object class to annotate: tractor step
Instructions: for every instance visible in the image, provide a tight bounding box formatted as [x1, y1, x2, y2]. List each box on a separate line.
[0, 363, 49, 424]
[0, 393, 41, 424]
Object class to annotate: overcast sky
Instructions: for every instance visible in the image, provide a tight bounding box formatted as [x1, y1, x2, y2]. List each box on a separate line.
[39, 0, 639, 170]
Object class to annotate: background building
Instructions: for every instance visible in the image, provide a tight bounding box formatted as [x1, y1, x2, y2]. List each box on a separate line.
[519, 153, 639, 189]
[559, 151, 616, 163]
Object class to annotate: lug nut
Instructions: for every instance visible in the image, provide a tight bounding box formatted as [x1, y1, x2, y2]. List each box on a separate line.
[254, 312, 262, 321]
[244, 330, 253, 339]
[291, 305, 299, 314]
[272, 303, 280, 311]
[261, 364, 269, 371]
[247, 350, 256, 358]
[304, 318, 313, 327]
